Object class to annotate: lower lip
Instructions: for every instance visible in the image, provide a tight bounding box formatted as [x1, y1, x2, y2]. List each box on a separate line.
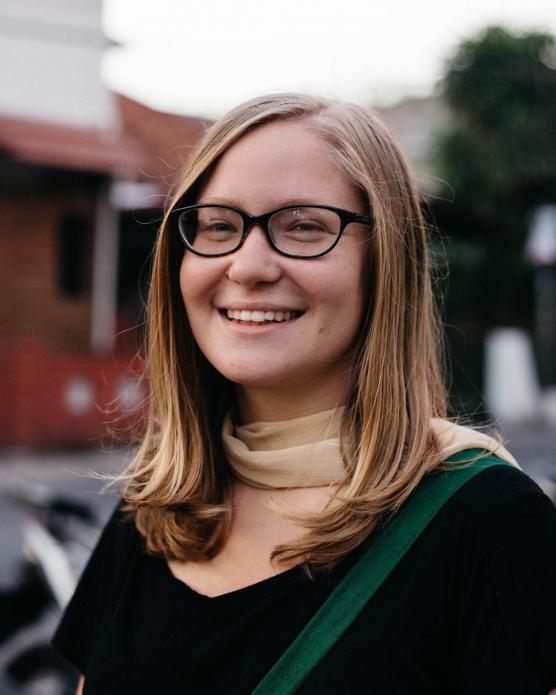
[218, 311, 303, 335]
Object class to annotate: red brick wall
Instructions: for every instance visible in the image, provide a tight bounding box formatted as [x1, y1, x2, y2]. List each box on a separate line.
[0, 338, 146, 446]
[0, 173, 150, 446]
[0, 187, 95, 352]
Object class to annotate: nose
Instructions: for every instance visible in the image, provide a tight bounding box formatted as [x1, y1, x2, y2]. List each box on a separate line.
[225, 225, 282, 287]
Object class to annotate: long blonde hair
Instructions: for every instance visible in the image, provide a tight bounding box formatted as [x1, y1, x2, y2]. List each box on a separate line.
[117, 93, 448, 570]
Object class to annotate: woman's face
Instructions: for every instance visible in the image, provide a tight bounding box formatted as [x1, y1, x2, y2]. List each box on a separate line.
[179, 119, 369, 396]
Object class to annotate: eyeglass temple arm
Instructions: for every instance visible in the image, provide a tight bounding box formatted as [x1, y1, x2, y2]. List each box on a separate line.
[350, 212, 373, 226]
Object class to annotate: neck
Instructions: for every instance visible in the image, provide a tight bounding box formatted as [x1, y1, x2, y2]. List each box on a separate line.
[236, 374, 349, 424]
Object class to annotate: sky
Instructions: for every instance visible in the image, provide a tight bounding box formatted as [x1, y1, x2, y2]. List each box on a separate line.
[102, 0, 556, 119]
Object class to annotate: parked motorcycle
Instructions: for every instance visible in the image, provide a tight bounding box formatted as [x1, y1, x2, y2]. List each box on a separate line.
[0, 481, 102, 695]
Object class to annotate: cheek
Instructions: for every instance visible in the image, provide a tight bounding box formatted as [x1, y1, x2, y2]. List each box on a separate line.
[178, 254, 218, 316]
[178, 256, 196, 321]
[179, 254, 194, 301]
[311, 258, 366, 325]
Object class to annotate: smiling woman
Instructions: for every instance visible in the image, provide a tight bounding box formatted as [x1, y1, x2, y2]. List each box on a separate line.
[52, 94, 556, 694]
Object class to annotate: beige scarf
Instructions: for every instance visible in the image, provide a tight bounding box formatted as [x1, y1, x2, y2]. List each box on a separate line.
[222, 407, 518, 488]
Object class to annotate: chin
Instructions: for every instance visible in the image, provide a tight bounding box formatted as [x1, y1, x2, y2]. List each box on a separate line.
[216, 363, 304, 389]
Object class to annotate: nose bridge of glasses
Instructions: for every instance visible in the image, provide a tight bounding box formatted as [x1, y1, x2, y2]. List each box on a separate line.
[243, 210, 269, 231]
[242, 210, 274, 244]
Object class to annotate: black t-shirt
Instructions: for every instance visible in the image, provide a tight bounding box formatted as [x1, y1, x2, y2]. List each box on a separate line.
[52, 466, 556, 694]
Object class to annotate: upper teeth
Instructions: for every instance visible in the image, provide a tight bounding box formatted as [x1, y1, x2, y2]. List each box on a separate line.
[226, 309, 297, 322]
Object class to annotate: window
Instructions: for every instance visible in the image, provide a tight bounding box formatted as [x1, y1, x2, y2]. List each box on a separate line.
[58, 213, 89, 297]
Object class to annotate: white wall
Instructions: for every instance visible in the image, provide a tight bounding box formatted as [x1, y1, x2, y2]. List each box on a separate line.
[0, 0, 118, 129]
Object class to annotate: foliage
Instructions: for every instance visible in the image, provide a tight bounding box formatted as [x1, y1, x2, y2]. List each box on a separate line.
[432, 25, 556, 411]
[435, 25, 556, 219]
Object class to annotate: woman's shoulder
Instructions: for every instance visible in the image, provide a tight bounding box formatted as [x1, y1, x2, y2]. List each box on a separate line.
[68, 499, 144, 606]
[435, 459, 556, 571]
[51, 499, 143, 671]
[79, 499, 143, 590]
[95, 499, 142, 556]
[446, 459, 555, 522]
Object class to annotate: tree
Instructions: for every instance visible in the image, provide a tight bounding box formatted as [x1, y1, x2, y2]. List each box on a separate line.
[436, 26, 556, 220]
[432, 26, 556, 411]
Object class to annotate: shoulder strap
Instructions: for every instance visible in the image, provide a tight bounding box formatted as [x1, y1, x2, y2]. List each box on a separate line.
[253, 451, 512, 695]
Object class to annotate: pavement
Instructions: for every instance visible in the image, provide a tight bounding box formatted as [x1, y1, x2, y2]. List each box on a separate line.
[498, 423, 556, 495]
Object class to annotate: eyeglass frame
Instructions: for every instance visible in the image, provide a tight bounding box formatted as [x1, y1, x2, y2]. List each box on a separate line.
[172, 203, 374, 259]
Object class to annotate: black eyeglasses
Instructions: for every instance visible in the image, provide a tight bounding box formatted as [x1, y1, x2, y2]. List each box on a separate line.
[172, 203, 373, 259]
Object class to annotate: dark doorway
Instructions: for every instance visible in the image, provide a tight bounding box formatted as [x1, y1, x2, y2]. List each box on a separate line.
[117, 209, 162, 350]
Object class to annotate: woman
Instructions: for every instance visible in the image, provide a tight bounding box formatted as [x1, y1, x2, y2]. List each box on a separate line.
[53, 94, 556, 694]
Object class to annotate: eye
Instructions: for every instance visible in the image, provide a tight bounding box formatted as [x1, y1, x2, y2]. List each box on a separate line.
[288, 220, 327, 233]
[195, 212, 243, 241]
[198, 220, 237, 233]
[281, 217, 335, 239]
[271, 208, 339, 240]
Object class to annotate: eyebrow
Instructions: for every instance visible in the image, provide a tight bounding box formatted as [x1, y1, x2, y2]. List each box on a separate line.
[195, 197, 330, 209]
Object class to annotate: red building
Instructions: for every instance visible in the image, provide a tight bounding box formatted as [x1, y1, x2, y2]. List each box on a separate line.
[0, 96, 207, 446]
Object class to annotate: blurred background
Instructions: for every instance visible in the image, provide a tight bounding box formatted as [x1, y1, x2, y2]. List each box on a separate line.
[0, 0, 555, 692]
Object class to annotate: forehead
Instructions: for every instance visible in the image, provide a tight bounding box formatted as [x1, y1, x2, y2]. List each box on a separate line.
[198, 120, 360, 213]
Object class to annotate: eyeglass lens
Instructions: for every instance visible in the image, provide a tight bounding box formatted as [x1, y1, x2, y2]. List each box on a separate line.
[178, 206, 342, 257]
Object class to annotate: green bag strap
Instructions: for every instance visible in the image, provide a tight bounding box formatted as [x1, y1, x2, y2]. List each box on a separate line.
[253, 450, 513, 695]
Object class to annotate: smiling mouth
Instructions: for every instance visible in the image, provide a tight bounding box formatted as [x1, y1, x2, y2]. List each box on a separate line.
[221, 309, 304, 324]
